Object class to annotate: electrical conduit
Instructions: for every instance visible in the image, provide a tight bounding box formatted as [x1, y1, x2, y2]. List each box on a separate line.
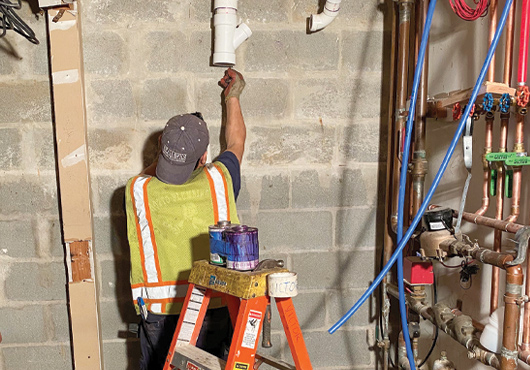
[329, 0, 514, 357]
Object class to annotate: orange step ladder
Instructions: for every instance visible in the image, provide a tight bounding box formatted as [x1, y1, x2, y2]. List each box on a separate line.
[163, 260, 313, 370]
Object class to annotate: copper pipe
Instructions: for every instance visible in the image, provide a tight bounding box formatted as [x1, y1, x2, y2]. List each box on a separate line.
[501, 264, 523, 370]
[390, 1, 413, 232]
[411, 0, 429, 219]
[505, 113, 525, 223]
[487, 0, 499, 81]
[522, 252, 530, 353]
[476, 115, 494, 216]
[429, 205, 525, 233]
[503, 0, 516, 85]
[491, 113, 510, 313]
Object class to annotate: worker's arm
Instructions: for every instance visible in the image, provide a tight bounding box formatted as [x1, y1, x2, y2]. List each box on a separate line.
[220, 68, 246, 164]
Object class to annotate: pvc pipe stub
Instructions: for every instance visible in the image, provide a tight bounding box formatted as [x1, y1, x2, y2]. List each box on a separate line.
[214, 0, 238, 9]
[268, 272, 298, 297]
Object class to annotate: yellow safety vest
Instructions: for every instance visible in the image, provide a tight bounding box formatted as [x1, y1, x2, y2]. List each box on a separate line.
[125, 162, 240, 315]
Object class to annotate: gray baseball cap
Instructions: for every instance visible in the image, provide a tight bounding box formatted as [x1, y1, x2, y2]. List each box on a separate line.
[156, 114, 209, 185]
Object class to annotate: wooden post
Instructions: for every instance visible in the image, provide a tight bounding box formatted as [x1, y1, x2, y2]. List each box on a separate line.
[43, 2, 104, 369]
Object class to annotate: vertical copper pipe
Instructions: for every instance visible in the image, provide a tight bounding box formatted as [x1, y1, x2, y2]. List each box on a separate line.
[500, 264, 523, 370]
[476, 115, 494, 215]
[411, 0, 429, 219]
[505, 114, 525, 223]
[487, 0, 499, 82]
[503, 0, 516, 85]
[390, 1, 412, 232]
[522, 253, 530, 354]
[491, 114, 509, 314]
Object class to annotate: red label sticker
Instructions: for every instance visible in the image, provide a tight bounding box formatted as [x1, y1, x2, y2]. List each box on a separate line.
[186, 361, 200, 370]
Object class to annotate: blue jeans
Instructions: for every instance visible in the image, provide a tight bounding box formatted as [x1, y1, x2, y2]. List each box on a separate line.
[139, 307, 232, 370]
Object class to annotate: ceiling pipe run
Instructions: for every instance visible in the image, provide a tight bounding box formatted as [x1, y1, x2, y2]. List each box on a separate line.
[213, 0, 252, 66]
[309, 0, 342, 32]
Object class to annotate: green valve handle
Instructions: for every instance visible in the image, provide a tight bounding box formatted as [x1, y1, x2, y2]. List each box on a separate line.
[485, 152, 518, 162]
[505, 156, 530, 166]
[505, 169, 513, 198]
[490, 169, 497, 196]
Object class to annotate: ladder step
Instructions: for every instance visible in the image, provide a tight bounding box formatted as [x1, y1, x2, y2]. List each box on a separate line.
[172, 345, 226, 370]
[255, 352, 296, 370]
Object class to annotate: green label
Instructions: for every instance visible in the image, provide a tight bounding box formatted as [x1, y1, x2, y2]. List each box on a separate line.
[506, 157, 530, 166]
[485, 152, 518, 162]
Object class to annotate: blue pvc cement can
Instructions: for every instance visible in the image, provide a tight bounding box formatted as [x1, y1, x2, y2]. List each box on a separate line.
[209, 221, 233, 266]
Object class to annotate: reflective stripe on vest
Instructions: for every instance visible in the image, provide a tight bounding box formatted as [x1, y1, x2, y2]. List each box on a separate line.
[204, 164, 230, 223]
[132, 283, 188, 301]
[131, 176, 162, 284]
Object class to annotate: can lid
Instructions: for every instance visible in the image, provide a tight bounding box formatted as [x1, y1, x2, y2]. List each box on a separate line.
[217, 220, 232, 227]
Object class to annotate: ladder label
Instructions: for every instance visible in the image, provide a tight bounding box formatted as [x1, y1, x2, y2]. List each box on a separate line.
[186, 362, 201, 370]
[241, 310, 262, 349]
[234, 362, 249, 370]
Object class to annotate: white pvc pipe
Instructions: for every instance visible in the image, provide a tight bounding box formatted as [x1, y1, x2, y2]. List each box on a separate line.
[309, 0, 342, 32]
[213, 0, 252, 66]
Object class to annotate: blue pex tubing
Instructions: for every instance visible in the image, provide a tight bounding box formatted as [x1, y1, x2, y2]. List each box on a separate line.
[328, 0, 513, 367]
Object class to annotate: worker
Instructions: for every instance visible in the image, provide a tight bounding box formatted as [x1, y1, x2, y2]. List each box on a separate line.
[125, 68, 246, 370]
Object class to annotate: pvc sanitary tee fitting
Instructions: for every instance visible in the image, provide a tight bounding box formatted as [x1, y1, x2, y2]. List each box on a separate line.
[213, 0, 252, 66]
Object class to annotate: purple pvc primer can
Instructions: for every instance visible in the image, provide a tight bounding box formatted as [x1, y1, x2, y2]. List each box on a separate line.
[224, 225, 259, 271]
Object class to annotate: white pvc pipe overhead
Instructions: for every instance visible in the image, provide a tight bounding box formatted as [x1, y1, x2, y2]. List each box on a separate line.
[309, 0, 342, 32]
[213, 0, 252, 66]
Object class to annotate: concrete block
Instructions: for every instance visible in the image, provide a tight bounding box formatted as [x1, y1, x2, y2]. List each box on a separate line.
[0, 219, 36, 258]
[0, 81, 51, 123]
[292, 291, 326, 330]
[245, 125, 334, 165]
[292, 251, 375, 289]
[85, 0, 183, 25]
[32, 25, 50, 76]
[139, 78, 188, 121]
[48, 218, 64, 258]
[240, 78, 290, 118]
[88, 128, 134, 170]
[238, 174, 289, 211]
[327, 289, 373, 328]
[0, 50, 16, 74]
[196, 79, 225, 121]
[246, 31, 339, 72]
[294, 77, 382, 120]
[342, 30, 384, 72]
[339, 122, 387, 163]
[83, 31, 127, 75]
[50, 303, 70, 341]
[0, 306, 46, 343]
[303, 329, 373, 367]
[94, 215, 128, 256]
[32, 126, 55, 170]
[239, 0, 290, 23]
[0, 177, 57, 214]
[99, 258, 132, 300]
[336, 207, 378, 248]
[5, 262, 67, 301]
[0, 128, 21, 170]
[256, 211, 332, 251]
[184, 31, 219, 73]
[189, 1, 212, 22]
[99, 300, 138, 340]
[92, 173, 133, 216]
[3, 345, 72, 370]
[103, 339, 141, 370]
[88, 79, 135, 124]
[146, 31, 187, 73]
[292, 169, 369, 208]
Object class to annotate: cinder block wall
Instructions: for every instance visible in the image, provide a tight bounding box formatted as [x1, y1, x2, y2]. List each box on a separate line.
[0, 1, 388, 369]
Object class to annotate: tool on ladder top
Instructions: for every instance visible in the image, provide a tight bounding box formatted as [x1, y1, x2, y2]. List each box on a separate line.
[163, 222, 313, 370]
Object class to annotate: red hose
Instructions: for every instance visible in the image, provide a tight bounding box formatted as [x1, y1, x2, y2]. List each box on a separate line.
[519, 0, 530, 84]
[449, 0, 489, 21]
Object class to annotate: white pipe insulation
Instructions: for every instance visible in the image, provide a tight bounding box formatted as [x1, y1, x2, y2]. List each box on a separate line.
[213, 0, 252, 66]
[309, 0, 342, 32]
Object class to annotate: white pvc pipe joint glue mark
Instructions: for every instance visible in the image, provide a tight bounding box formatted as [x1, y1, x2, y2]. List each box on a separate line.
[268, 272, 298, 298]
[213, 0, 252, 66]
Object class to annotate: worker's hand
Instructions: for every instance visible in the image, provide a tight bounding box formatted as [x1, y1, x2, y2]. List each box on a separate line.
[220, 68, 245, 103]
